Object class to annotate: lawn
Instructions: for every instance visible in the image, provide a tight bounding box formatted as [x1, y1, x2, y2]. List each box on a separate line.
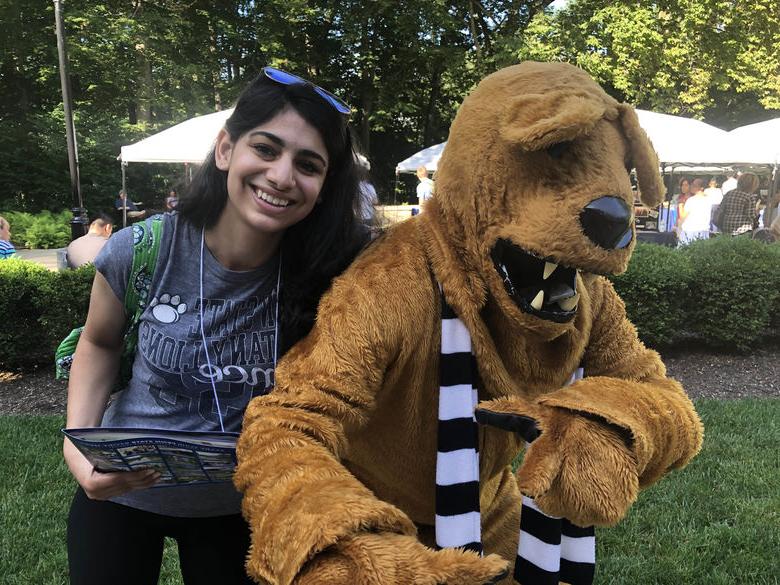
[1, 399, 778, 584]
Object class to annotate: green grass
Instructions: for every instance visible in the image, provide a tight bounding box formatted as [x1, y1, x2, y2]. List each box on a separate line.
[0, 416, 181, 585]
[2, 400, 779, 584]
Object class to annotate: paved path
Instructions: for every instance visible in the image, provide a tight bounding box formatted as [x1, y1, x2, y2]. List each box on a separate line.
[15, 248, 64, 271]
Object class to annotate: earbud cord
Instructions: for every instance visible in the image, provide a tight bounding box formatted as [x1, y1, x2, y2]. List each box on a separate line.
[199, 227, 282, 434]
[200, 227, 226, 432]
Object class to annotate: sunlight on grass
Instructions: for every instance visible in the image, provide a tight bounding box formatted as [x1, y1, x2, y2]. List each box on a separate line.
[1, 399, 779, 584]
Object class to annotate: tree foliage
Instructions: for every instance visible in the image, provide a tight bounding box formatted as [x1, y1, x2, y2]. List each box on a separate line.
[511, 0, 780, 128]
[0, 0, 777, 216]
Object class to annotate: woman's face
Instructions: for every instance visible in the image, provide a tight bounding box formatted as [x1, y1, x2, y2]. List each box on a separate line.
[215, 108, 329, 236]
[680, 180, 690, 194]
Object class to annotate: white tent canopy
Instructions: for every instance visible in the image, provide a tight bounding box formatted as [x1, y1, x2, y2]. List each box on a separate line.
[728, 118, 780, 165]
[119, 108, 233, 164]
[396, 109, 776, 173]
[395, 142, 446, 174]
[634, 109, 732, 165]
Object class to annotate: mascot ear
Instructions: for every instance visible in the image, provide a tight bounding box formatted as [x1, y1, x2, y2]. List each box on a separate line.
[500, 90, 606, 151]
[619, 104, 665, 208]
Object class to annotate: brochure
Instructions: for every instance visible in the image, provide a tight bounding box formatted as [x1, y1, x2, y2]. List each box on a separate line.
[62, 427, 239, 487]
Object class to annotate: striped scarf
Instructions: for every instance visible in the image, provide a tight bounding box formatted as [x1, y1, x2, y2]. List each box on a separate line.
[436, 293, 595, 584]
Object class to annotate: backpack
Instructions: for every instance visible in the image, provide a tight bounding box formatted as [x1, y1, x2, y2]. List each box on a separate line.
[55, 214, 165, 389]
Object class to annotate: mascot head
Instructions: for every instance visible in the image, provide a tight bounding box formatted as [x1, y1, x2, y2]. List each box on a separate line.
[429, 61, 663, 340]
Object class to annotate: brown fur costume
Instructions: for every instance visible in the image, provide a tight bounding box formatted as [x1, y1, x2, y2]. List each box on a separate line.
[235, 62, 703, 585]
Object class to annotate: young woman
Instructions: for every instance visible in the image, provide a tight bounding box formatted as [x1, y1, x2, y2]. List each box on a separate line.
[678, 177, 713, 244]
[63, 68, 367, 585]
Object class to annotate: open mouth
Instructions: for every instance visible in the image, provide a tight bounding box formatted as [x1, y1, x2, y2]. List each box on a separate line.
[253, 187, 292, 208]
[490, 238, 579, 322]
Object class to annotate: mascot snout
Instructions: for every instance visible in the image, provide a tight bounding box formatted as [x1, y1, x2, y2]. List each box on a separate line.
[579, 196, 634, 250]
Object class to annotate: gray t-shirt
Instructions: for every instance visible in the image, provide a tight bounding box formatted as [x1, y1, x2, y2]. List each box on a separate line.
[94, 212, 279, 517]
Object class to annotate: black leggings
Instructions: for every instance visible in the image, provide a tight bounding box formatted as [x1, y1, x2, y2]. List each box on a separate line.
[67, 488, 253, 585]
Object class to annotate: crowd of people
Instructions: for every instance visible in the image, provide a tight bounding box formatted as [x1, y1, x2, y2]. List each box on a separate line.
[670, 172, 780, 244]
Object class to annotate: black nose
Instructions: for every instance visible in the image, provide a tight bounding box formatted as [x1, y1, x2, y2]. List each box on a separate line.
[579, 196, 633, 249]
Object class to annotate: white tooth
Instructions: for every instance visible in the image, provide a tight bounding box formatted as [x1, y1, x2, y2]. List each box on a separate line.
[530, 290, 545, 311]
[558, 293, 579, 311]
[543, 262, 558, 280]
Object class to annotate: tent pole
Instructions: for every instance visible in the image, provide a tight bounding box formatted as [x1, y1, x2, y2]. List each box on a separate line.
[767, 163, 779, 227]
[666, 166, 675, 232]
[121, 161, 127, 228]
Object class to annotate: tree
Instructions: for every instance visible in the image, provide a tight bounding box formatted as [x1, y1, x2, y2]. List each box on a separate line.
[510, 0, 780, 128]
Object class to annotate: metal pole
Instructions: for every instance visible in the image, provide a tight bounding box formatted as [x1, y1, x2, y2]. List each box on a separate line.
[121, 162, 127, 228]
[54, 0, 87, 240]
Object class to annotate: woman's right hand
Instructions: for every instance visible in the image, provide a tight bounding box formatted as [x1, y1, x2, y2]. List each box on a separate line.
[64, 439, 160, 500]
[63, 272, 160, 500]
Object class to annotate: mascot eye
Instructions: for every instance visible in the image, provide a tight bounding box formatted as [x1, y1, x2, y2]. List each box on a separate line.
[546, 141, 572, 160]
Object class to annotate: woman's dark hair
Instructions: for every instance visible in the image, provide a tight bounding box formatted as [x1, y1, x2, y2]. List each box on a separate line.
[177, 72, 368, 353]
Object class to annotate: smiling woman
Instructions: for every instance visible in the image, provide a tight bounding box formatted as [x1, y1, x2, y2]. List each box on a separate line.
[62, 69, 368, 585]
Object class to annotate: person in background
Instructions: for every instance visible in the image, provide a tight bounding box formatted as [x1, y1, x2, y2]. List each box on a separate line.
[416, 165, 434, 209]
[356, 154, 378, 226]
[115, 189, 146, 225]
[717, 172, 760, 236]
[63, 66, 368, 585]
[678, 178, 712, 245]
[66, 213, 113, 268]
[115, 189, 139, 212]
[0, 215, 16, 259]
[721, 172, 738, 196]
[165, 189, 178, 211]
[673, 177, 690, 234]
[703, 176, 723, 204]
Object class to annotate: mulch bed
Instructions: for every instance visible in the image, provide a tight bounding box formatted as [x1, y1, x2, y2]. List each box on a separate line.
[1, 345, 777, 415]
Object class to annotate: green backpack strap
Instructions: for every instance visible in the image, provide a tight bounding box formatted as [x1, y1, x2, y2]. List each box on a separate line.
[56, 215, 165, 381]
[125, 214, 164, 317]
[116, 214, 164, 387]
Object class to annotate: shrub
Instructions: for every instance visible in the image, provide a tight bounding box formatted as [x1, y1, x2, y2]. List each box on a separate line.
[0, 259, 54, 368]
[1, 211, 34, 248]
[39, 264, 96, 349]
[0, 260, 94, 370]
[23, 210, 72, 249]
[611, 242, 694, 349]
[682, 236, 780, 352]
[0, 210, 72, 249]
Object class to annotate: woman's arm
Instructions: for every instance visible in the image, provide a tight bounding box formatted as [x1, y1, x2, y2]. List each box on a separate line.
[62, 272, 159, 499]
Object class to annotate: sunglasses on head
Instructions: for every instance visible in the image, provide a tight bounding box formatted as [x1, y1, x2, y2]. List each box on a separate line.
[263, 66, 352, 115]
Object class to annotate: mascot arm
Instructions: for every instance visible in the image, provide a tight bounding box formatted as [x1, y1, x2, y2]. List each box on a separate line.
[537, 278, 703, 487]
[234, 279, 415, 583]
[477, 279, 702, 527]
[235, 274, 508, 585]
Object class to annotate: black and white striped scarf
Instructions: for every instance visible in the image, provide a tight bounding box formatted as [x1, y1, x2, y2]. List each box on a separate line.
[436, 293, 596, 584]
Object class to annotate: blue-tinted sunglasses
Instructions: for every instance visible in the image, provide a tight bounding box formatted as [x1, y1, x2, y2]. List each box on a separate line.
[263, 66, 352, 115]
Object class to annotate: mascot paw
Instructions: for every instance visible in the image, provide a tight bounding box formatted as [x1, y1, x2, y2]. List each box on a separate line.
[296, 533, 508, 585]
[476, 397, 639, 527]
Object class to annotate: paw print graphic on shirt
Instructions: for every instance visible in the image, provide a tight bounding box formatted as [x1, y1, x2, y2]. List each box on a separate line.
[150, 293, 187, 324]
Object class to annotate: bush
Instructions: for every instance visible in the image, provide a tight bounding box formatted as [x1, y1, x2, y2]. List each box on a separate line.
[0, 210, 72, 249]
[23, 210, 72, 249]
[681, 236, 780, 352]
[1, 211, 35, 248]
[0, 260, 94, 370]
[612, 242, 695, 349]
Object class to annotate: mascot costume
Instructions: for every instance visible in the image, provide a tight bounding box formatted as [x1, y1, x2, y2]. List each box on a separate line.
[235, 62, 704, 585]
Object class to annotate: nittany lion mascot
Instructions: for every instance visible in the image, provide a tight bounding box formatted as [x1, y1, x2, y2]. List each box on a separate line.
[235, 61, 703, 585]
